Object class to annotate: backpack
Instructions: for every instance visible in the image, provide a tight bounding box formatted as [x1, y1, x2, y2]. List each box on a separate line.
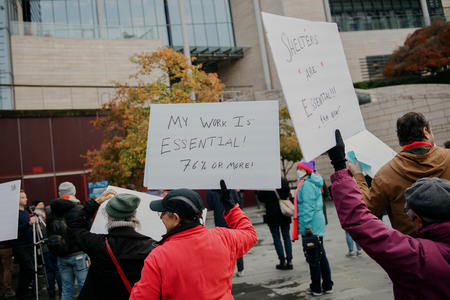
[47, 216, 70, 256]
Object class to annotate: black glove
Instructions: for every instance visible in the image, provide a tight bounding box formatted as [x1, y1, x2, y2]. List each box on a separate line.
[220, 179, 235, 212]
[327, 129, 346, 171]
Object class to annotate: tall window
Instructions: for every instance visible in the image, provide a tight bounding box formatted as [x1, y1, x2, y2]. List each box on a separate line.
[329, 0, 445, 31]
[166, 0, 235, 47]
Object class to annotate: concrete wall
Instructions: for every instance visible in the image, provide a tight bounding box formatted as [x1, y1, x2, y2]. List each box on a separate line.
[314, 84, 450, 185]
[223, 0, 419, 100]
[340, 28, 416, 82]
[12, 36, 164, 109]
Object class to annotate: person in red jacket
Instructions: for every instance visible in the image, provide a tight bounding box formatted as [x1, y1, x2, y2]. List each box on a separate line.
[130, 180, 257, 300]
[328, 130, 450, 299]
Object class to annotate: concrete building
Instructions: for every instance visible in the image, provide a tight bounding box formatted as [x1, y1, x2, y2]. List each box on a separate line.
[1, 0, 449, 110]
[0, 0, 449, 201]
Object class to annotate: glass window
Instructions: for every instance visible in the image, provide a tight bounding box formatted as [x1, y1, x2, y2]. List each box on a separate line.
[155, 0, 166, 25]
[193, 24, 206, 45]
[40, 1, 54, 23]
[143, 0, 157, 26]
[191, 0, 204, 23]
[67, 0, 81, 24]
[205, 23, 218, 46]
[167, 0, 180, 24]
[130, 0, 145, 26]
[217, 23, 230, 46]
[202, 0, 215, 23]
[79, 0, 95, 25]
[104, 0, 119, 25]
[53, 0, 68, 24]
[171, 24, 183, 45]
[118, 0, 132, 26]
[214, 0, 227, 23]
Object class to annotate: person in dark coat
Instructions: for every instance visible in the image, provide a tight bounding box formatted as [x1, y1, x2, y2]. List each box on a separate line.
[70, 190, 155, 300]
[257, 177, 293, 270]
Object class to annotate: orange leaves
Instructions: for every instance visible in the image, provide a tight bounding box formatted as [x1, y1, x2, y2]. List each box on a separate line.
[86, 47, 224, 188]
[384, 19, 450, 77]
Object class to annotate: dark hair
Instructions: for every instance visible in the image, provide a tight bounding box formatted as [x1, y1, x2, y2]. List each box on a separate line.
[444, 141, 450, 149]
[396, 112, 430, 146]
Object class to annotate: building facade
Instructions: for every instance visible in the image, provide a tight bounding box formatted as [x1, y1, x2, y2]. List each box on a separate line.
[0, 0, 449, 202]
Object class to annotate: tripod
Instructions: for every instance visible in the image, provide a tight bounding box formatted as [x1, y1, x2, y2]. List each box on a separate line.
[31, 210, 49, 300]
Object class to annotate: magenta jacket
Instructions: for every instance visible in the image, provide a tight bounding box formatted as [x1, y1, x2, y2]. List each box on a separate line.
[331, 169, 450, 300]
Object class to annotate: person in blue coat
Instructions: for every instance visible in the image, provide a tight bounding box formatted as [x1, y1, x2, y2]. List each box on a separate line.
[297, 160, 333, 296]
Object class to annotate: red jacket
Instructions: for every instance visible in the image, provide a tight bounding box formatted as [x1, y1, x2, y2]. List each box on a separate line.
[331, 169, 450, 300]
[130, 205, 257, 300]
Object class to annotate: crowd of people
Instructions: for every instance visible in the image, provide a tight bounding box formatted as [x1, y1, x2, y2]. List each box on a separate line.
[1, 111, 449, 299]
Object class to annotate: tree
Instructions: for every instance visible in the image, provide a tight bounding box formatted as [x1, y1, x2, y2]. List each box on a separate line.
[85, 48, 225, 188]
[279, 106, 302, 178]
[384, 19, 450, 77]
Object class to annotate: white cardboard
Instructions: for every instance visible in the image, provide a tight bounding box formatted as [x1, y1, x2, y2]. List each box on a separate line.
[90, 186, 207, 240]
[345, 130, 397, 178]
[143, 101, 281, 190]
[0, 180, 21, 242]
[262, 12, 365, 161]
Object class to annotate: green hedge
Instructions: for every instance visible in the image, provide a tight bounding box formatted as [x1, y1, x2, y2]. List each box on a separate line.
[354, 69, 450, 89]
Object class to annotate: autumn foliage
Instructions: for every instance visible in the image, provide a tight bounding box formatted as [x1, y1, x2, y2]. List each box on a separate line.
[85, 48, 224, 188]
[279, 106, 302, 177]
[384, 19, 450, 77]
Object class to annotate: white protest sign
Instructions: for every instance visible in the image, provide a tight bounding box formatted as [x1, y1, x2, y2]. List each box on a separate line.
[262, 13, 365, 161]
[91, 186, 208, 240]
[143, 101, 281, 190]
[345, 130, 397, 178]
[90, 186, 166, 240]
[0, 180, 21, 242]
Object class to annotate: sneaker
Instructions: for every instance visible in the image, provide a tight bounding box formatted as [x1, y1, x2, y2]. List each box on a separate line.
[345, 251, 354, 257]
[276, 263, 287, 270]
[307, 288, 322, 296]
[236, 270, 244, 277]
[356, 250, 362, 256]
[324, 288, 334, 294]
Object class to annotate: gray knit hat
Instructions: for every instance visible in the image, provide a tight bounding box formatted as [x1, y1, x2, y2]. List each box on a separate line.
[106, 193, 140, 219]
[405, 177, 450, 221]
[58, 182, 76, 197]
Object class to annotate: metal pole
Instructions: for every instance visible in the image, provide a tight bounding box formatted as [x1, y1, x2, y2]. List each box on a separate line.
[420, 0, 431, 26]
[32, 222, 39, 300]
[323, 0, 332, 22]
[253, 0, 272, 91]
[177, 0, 196, 101]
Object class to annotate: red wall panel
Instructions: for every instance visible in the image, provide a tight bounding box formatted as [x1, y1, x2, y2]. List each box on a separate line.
[23, 177, 56, 206]
[20, 118, 53, 175]
[52, 117, 84, 172]
[0, 119, 21, 178]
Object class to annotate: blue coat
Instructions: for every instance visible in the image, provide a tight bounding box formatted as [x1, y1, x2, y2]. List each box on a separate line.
[297, 173, 326, 237]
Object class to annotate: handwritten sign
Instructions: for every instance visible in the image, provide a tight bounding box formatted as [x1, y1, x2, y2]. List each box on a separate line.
[0, 180, 20, 242]
[143, 101, 281, 190]
[90, 186, 207, 240]
[262, 13, 365, 161]
[345, 130, 397, 178]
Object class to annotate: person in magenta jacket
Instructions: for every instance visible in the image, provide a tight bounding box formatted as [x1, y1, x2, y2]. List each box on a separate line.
[130, 180, 257, 300]
[328, 130, 450, 300]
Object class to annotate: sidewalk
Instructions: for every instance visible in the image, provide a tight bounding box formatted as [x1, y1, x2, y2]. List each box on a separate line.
[214, 202, 394, 300]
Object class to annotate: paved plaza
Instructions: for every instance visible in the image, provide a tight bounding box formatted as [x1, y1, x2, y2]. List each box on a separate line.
[220, 202, 394, 300]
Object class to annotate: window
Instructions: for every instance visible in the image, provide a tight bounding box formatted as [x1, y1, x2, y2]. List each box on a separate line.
[329, 0, 445, 32]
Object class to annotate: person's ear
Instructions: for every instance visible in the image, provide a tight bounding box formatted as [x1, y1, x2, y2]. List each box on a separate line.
[414, 214, 424, 230]
[172, 212, 181, 226]
[423, 127, 431, 140]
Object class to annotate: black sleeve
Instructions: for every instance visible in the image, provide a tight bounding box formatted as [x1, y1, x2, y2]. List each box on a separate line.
[69, 199, 105, 256]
